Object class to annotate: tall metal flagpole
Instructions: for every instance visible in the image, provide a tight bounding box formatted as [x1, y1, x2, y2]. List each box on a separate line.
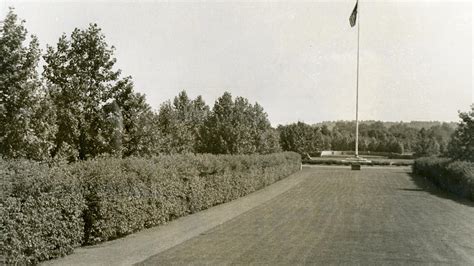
[355, 1, 360, 158]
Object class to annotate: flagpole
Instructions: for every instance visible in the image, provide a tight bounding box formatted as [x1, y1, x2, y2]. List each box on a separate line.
[355, 0, 360, 158]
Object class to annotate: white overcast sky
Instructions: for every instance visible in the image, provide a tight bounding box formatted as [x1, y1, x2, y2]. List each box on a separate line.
[1, 0, 472, 126]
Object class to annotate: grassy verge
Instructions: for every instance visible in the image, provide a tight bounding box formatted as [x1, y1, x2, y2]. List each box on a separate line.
[0, 152, 300, 264]
[412, 157, 474, 201]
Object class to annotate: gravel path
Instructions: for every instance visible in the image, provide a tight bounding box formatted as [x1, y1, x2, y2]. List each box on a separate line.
[139, 167, 474, 265]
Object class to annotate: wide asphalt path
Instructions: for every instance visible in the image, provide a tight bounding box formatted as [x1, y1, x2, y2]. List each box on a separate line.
[139, 167, 474, 265]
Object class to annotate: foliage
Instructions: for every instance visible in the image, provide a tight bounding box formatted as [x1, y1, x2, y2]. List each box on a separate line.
[0, 159, 85, 264]
[111, 78, 161, 157]
[0, 8, 57, 160]
[413, 128, 441, 157]
[256, 128, 282, 154]
[302, 158, 413, 167]
[1, 153, 300, 262]
[75, 152, 300, 244]
[157, 91, 209, 154]
[278, 122, 330, 155]
[199, 92, 280, 154]
[413, 157, 474, 200]
[278, 120, 454, 156]
[447, 105, 474, 162]
[43, 23, 153, 161]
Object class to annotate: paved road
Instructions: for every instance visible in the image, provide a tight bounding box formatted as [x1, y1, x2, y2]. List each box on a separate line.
[139, 167, 474, 265]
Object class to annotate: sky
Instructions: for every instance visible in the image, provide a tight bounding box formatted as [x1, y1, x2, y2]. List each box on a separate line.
[1, 0, 472, 126]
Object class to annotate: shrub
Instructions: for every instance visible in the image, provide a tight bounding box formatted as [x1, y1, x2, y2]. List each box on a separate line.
[413, 157, 474, 200]
[302, 158, 413, 167]
[1, 152, 300, 262]
[388, 153, 415, 159]
[73, 152, 301, 245]
[0, 159, 85, 264]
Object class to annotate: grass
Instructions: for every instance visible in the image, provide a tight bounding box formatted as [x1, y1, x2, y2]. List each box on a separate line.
[138, 167, 474, 265]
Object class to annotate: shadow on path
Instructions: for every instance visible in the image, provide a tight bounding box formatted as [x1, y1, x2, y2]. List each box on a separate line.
[407, 172, 474, 208]
[398, 188, 424, 192]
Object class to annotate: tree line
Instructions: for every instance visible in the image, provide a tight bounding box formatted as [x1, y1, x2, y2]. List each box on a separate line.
[0, 9, 282, 161]
[277, 120, 458, 157]
[1, 9, 471, 162]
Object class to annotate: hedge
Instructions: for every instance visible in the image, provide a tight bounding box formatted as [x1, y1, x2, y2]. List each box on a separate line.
[302, 158, 413, 167]
[0, 159, 85, 265]
[0, 152, 300, 263]
[413, 157, 474, 200]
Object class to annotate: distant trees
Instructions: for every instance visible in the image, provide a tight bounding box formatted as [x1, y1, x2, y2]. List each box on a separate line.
[413, 128, 440, 157]
[277, 120, 455, 156]
[388, 123, 419, 151]
[0, 9, 56, 160]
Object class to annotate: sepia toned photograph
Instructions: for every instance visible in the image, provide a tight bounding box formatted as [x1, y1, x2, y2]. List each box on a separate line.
[0, 0, 473, 265]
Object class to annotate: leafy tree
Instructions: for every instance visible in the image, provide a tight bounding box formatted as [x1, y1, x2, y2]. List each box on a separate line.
[111, 78, 160, 157]
[321, 125, 331, 136]
[330, 127, 353, 151]
[43, 23, 139, 160]
[428, 123, 455, 154]
[200, 92, 278, 154]
[388, 123, 419, 152]
[414, 128, 440, 157]
[447, 106, 474, 161]
[0, 9, 56, 160]
[278, 122, 327, 154]
[200, 92, 242, 154]
[190, 95, 210, 151]
[158, 91, 210, 154]
[256, 128, 282, 154]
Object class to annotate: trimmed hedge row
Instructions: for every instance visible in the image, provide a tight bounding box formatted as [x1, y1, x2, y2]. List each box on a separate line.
[0, 160, 85, 265]
[413, 157, 474, 200]
[319, 151, 414, 159]
[0, 152, 300, 264]
[302, 158, 413, 167]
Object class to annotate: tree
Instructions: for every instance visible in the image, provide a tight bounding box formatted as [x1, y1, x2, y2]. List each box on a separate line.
[43, 23, 137, 160]
[200, 92, 243, 154]
[388, 123, 419, 152]
[109, 77, 161, 157]
[428, 123, 455, 154]
[190, 95, 210, 152]
[251, 103, 279, 154]
[0, 8, 56, 160]
[414, 128, 440, 157]
[199, 92, 278, 154]
[447, 106, 474, 161]
[256, 128, 282, 154]
[157, 91, 209, 154]
[278, 122, 326, 155]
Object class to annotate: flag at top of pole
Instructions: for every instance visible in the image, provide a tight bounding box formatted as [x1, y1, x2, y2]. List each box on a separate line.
[350, 0, 361, 160]
[349, 1, 358, 27]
